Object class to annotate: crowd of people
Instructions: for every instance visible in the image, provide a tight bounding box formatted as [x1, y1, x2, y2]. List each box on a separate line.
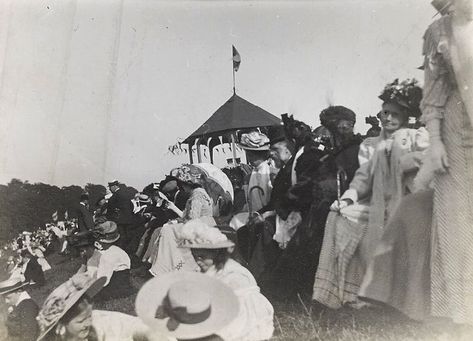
[1, 0, 473, 340]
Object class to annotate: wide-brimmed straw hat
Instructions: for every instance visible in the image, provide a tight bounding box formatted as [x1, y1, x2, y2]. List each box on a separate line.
[0, 278, 30, 295]
[36, 273, 106, 340]
[94, 221, 120, 244]
[177, 219, 235, 249]
[135, 272, 239, 340]
[237, 131, 270, 151]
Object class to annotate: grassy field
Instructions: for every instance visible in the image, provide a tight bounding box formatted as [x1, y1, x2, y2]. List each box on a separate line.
[4, 252, 473, 341]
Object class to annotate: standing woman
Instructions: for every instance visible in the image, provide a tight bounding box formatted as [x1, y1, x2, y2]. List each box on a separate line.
[421, 0, 473, 325]
[313, 79, 429, 309]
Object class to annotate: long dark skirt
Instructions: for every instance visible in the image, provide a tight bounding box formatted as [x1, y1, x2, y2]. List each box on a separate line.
[247, 203, 330, 299]
[95, 269, 131, 302]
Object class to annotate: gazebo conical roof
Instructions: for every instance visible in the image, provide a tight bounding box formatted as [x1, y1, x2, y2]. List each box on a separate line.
[183, 93, 281, 145]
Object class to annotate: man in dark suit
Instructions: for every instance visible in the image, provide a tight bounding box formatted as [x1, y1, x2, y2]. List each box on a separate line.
[77, 193, 94, 232]
[0, 279, 39, 341]
[107, 180, 138, 255]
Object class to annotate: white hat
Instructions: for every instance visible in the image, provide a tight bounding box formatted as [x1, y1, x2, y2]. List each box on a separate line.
[177, 219, 235, 249]
[136, 272, 239, 340]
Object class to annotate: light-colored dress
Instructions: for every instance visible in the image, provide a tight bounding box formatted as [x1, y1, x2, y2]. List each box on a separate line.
[149, 188, 213, 276]
[230, 161, 273, 230]
[207, 259, 274, 341]
[312, 128, 428, 308]
[421, 15, 473, 325]
[92, 310, 149, 340]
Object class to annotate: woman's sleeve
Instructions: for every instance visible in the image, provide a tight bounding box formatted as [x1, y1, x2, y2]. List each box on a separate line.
[420, 20, 452, 124]
[96, 256, 114, 286]
[341, 159, 373, 203]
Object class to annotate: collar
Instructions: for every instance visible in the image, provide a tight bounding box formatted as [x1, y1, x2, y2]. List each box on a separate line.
[16, 291, 31, 306]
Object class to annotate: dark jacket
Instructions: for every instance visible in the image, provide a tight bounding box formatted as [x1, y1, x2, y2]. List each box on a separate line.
[24, 257, 45, 286]
[332, 134, 363, 189]
[107, 186, 137, 225]
[6, 298, 39, 341]
[77, 203, 95, 231]
[259, 158, 295, 220]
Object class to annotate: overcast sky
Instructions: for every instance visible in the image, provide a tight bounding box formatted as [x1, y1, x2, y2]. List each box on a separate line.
[0, 0, 435, 190]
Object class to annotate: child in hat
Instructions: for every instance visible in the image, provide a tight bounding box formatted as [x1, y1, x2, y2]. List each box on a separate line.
[37, 273, 147, 341]
[178, 220, 274, 341]
[0, 278, 39, 341]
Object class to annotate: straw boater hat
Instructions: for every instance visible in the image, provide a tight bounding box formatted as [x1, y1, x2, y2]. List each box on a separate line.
[237, 131, 270, 151]
[36, 273, 106, 340]
[0, 278, 30, 295]
[177, 219, 235, 249]
[135, 272, 239, 340]
[107, 180, 120, 187]
[94, 221, 120, 244]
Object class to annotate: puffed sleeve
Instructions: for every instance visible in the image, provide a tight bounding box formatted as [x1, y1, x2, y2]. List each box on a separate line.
[399, 128, 430, 174]
[420, 17, 453, 123]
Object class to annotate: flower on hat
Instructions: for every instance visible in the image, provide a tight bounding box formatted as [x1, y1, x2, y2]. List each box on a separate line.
[378, 78, 423, 117]
[239, 131, 270, 149]
[37, 273, 94, 335]
[170, 165, 202, 185]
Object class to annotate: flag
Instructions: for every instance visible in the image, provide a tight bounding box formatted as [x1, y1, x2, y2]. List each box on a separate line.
[52, 210, 58, 222]
[64, 210, 69, 220]
[232, 45, 241, 72]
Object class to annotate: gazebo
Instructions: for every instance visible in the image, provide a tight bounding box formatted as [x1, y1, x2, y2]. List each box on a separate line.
[184, 93, 281, 164]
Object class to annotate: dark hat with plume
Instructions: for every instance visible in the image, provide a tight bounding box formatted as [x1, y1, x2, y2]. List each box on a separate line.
[319, 106, 356, 131]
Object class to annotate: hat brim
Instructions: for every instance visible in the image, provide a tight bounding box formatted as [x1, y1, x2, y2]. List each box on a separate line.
[180, 240, 235, 249]
[37, 277, 106, 341]
[236, 143, 270, 151]
[136, 272, 239, 340]
[0, 281, 30, 295]
[269, 137, 286, 145]
[98, 233, 120, 244]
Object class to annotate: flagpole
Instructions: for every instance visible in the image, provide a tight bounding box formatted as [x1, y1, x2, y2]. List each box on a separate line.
[233, 67, 236, 95]
[232, 51, 236, 94]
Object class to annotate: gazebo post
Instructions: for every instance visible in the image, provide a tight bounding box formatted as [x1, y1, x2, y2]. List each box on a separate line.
[196, 138, 202, 163]
[230, 133, 237, 165]
[188, 142, 194, 164]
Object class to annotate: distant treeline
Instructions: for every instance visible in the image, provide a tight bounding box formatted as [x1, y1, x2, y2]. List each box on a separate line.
[0, 179, 108, 243]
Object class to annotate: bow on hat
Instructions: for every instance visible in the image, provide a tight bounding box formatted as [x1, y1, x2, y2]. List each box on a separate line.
[155, 294, 212, 332]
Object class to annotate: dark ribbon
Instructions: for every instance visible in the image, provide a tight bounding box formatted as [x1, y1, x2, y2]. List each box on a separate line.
[155, 295, 212, 331]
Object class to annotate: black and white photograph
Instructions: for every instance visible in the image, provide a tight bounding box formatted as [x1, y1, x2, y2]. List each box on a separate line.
[1, 0, 473, 340]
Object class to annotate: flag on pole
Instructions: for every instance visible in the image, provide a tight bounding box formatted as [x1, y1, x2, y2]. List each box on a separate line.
[232, 45, 241, 72]
[52, 210, 58, 222]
